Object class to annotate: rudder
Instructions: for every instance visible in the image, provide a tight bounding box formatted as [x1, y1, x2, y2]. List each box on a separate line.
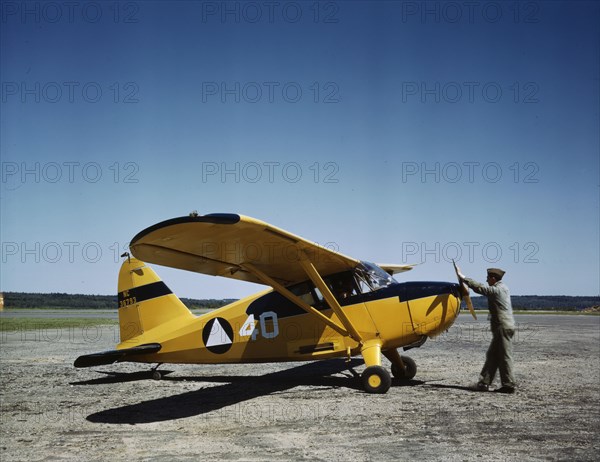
[117, 257, 194, 343]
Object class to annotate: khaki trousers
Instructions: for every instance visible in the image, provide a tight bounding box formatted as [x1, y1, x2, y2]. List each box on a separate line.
[479, 327, 515, 388]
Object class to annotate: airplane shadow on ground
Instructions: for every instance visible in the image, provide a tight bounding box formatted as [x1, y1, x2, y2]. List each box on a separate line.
[74, 359, 424, 424]
[71, 370, 175, 385]
[423, 383, 482, 393]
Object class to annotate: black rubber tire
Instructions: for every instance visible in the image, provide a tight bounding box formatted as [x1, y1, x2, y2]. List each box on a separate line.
[391, 356, 417, 380]
[362, 365, 392, 394]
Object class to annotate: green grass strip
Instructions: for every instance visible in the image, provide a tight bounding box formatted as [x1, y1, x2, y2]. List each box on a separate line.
[0, 317, 117, 331]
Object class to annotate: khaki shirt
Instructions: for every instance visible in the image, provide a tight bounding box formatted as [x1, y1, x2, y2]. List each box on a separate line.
[463, 278, 515, 330]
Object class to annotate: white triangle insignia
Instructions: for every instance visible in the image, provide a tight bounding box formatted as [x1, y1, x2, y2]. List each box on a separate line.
[206, 319, 232, 347]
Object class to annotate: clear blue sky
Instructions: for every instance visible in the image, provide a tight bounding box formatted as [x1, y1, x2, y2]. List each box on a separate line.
[1, 1, 598, 298]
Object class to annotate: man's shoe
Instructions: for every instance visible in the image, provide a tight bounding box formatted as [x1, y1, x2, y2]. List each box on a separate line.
[473, 382, 489, 392]
[494, 386, 515, 394]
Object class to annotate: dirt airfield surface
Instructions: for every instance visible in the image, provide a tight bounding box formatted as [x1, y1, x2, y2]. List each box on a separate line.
[1, 314, 599, 461]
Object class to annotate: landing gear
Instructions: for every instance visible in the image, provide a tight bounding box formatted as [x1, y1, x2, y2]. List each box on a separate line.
[384, 348, 417, 380]
[361, 366, 392, 394]
[360, 340, 392, 394]
[391, 356, 417, 380]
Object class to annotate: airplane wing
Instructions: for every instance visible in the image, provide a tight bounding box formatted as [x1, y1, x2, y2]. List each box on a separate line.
[129, 214, 360, 286]
[377, 263, 415, 275]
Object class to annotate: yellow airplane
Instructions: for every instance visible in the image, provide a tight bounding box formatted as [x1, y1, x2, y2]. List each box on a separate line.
[75, 213, 475, 393]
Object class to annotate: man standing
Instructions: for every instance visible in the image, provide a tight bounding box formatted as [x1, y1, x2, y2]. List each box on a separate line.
[456, 267, 516, 394]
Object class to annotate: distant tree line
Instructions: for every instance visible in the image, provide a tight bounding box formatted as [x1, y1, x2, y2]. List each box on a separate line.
[470, 295, 599, 311]
[2, 292, 599, 311]
[1, 292, 237, 310]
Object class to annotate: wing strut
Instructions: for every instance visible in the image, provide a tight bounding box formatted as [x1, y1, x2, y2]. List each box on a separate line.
[296, 250, 364, 343]
[241, 262, 351, 338]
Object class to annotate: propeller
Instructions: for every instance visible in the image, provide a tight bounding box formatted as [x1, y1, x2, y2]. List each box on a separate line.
[452, 260, 477, 320]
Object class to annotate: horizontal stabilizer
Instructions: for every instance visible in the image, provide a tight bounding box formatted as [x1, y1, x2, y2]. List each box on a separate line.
[74, 343, 162, 368]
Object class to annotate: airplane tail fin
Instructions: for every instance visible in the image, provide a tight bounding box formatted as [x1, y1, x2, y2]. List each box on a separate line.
[117, 256, 194, 344]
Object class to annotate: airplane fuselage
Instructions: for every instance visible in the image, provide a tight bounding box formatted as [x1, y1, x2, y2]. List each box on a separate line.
[118, 278, 461, 365]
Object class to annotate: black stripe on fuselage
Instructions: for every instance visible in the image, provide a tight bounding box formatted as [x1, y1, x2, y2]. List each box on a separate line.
[118, 281, 172, 306]
[246, 281, 459, 319]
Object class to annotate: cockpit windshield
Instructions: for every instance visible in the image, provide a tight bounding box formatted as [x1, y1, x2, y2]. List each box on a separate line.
[354, 261, 397, 292]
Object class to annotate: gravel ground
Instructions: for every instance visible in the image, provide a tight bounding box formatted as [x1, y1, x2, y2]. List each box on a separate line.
[1, 314, 598, 461]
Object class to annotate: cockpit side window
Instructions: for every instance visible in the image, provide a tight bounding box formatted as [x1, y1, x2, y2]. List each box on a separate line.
[289, 281, 323, 306]
[286, 263, 396, 308]
[324, 271, 360, 302]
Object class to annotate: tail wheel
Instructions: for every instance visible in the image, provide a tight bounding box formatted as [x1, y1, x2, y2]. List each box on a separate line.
[362, 366, 392, 394]
[151, 363, 163, 380]
[391, 356, 417, 380]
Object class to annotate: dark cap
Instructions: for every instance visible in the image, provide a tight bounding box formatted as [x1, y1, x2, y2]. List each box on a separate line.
[487, 268, 506, 279]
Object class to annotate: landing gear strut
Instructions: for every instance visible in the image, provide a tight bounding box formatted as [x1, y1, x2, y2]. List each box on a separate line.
[384, 349, 417, 380]
[360, 340, 392, 394]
